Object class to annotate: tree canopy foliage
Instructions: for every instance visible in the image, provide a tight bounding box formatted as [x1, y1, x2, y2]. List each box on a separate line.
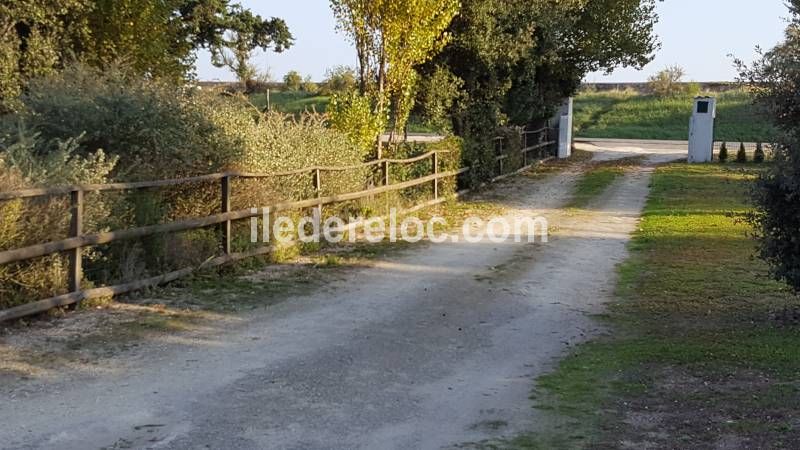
[419, 0, 659, 130]
[0, 0, 293, 111]
[330, 0, 460, 139]
[329, 0, 657, 160]
[412, 0, 658, 179]
[209, 3, 293, 89]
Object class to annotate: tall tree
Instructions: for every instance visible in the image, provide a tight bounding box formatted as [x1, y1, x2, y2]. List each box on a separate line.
[209, 4, 293, 90]
[330, 0, 459, 139]
[506, 0, 659, 124]
[415, 0, 658, 180]
[329, 0, 381, 95]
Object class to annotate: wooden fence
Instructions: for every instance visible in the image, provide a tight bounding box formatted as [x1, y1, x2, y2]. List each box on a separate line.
[0, 131, 556, 322]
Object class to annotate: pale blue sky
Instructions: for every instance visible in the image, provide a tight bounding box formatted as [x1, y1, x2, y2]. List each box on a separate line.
[195, 0, 791, 83]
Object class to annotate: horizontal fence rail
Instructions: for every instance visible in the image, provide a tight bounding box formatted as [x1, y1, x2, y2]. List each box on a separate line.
[0, 150, 448, 201]
[0, 168, 468, 267]
[0, 129, 556, 322]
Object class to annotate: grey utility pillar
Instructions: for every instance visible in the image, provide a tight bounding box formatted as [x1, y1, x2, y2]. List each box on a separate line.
[557, 98, 573, 159]
[688, 96, 717, 163]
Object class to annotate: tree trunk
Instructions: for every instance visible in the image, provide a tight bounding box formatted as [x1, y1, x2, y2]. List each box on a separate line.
[357, 37, 369, 95]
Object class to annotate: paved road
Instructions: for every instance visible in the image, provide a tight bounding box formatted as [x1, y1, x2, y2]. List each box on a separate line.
[0, 145, 682, 450]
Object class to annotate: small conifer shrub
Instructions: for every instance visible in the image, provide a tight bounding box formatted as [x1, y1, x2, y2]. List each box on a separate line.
[736, 142, 748, 163]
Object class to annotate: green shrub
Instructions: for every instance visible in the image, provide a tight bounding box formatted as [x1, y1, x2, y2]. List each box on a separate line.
[301, 76, 319, 95]
[412, 66, 464, 133]
[0, 130, 117, 309]
[684, 82, 702, 98]
[647, 68, 701, 98]
[320, 66, 358, 95]
[384, 136, 463, 206]
[737, 142, 748, 163]
[327, 91, 386, 156]
[648, 65, 686, 97]
[9, 62, 234, 181]
[495, 127, 525, 174]
[718, 142, 729, 162]
[284, 70, 303, 91]
[1, 64, 374, 304]
[754, 142, 766, 163]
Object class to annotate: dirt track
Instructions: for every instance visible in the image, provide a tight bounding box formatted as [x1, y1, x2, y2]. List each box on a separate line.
[0, 144, 683, 449]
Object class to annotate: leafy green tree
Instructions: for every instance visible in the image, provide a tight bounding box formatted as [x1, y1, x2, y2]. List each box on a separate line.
[506, 0, 659, 125]
[0, 0, 293, 110]
[329, 1, 380, 95]
[412, 66, 464, 133]
[84, 0, 194, 81]
[0, 0, 91, 112]
[416, 0, 658, 181]
[741, 1, 800, 292]
[330, 0, 460, 141]
[381, 0, 460, 138]
[209, 4, 293, 90]
[284, 70, 303, 91]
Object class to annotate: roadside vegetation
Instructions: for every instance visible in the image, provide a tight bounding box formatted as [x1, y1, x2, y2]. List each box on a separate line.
[512, 163, 800, 448]
[573, 88, 776, 142]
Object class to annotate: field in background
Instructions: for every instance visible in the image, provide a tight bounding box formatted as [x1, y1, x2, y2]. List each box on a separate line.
[574, 89, 777, 142]
[250, 91, 330, 114]
[248, 90, 438, 133]
[252, 88, 776, 141]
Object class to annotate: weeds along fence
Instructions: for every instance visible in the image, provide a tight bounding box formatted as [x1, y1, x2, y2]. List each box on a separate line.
[0, 130, 555, 322]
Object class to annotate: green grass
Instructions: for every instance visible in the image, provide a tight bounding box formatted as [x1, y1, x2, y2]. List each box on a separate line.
[574, 89, 777, 142]
[249, 90, 330, 114]
[567, 168, 621, 209]
[505, 163, 800, 449]
[566, 157, 646, 209]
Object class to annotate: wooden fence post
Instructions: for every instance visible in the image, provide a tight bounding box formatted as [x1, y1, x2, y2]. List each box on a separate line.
[522, 130, 528, 168]
[432, 152, 439, 200]
[221, 175, 231, 255]
[497, 138, 506, 176]
[383, 160, 391, 215]
[313, 168, 322, 219]
[68, 189, 83, 293]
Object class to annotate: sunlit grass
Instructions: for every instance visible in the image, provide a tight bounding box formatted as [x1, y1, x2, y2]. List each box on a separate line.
[499, 163, 800, 449]
[566, 156, 646, 209]
[574, 89, 777, 142]
[249, 91, 330, 114]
